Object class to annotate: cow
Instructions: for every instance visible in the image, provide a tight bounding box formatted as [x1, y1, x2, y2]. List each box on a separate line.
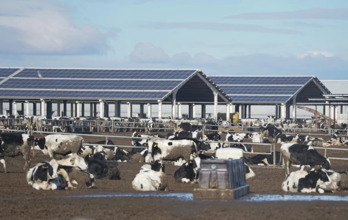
[26, 160, 69, 190]
[246, 152, 281, 166]
[281, 168, 340, 193]
[146, 138, 196, 163]
[85, 152, 121, 180]
[174, 157, 201, 183]
[0, 133, 34, 172]
[260, 123, 282, 141]
[26, 156, 95, 190]
[34, 134, 84, 158]
[132, 161, 168, 191]
[280, 143, 331, 176]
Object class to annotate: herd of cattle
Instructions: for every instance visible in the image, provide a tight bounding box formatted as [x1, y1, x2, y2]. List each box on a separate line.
[1, 121, 348, 194]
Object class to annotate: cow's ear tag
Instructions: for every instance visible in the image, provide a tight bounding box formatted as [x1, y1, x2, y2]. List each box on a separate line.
[154, 144, 157, 148]
[315, 170, 318, 173]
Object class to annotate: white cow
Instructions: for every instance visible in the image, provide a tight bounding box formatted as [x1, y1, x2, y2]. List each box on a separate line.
[146, 138, 195, 163]
[282, 168, 339, 193]
[132, 161, 168, 191]
[34, 134, 84, 158]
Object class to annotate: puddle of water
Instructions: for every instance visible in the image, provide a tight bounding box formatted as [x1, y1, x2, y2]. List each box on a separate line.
[242, 194, 348, 202]
[64, 192, 194, 201]
[63, 193, 348, 202]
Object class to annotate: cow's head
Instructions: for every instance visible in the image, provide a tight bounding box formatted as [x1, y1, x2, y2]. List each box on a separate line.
[151, 160, 165, 172]
[34, 137, 46, 150]
[150, 142, 161, 158]
[322, 158, 331, 170]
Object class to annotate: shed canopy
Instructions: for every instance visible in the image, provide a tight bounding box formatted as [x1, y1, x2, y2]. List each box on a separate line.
[0, 68, 230, 103]
[209, 76, 331, 105]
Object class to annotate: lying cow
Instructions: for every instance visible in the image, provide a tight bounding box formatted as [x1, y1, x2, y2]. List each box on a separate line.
[174, 157, 201, 183]
[0, 133, 35, 172]
[246, 152, 281, 166]
[26, 159, 69, 190]
[27, 156, 95, 190]
[280, 143, 331, 176]
[34, 134, 84, 158]
[132, 161, 168, 191]
[281, 168, 340, 193]
[85, 152, 121, 180]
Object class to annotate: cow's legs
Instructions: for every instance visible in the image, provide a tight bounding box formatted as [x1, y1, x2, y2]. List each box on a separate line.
[0, 159, 7, 173]
[22, 145, 32, 172]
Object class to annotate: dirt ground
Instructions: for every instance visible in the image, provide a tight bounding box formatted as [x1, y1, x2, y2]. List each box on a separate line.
[1, 132, 348, 220]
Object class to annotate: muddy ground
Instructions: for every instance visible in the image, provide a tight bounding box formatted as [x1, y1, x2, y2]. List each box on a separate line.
[1, 132, 348, 220]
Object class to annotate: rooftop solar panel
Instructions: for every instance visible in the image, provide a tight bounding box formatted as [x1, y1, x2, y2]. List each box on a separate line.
[0, 68, 19, 77]
[14, 69, 195, 79]
[220, 86, 301, 95]
[0, 90, 167, 100]
[210, 76, 312, 85]
[1, 79, 178, 91]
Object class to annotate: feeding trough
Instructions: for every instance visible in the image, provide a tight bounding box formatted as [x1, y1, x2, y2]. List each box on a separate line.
[194, 158, 249, 200]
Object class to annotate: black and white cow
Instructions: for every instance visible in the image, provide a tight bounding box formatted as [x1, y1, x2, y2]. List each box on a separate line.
[27, 155, 95, 190]
[174, 157, 201, 183]
[26, 159, 68, 190]
[132, 161, 168, 191]
[246, 151, 281, 166]
[281, 168, 340, 193]
[260, 123, 282, 141]
[145, 138, 196, 163]
[34, 134, 84, 158]
[0, 133, 35, 172]
[280, 143, 331, 176]
[85, 152, 121, 180]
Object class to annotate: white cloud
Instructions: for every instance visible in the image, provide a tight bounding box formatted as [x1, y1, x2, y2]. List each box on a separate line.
[127, 43, 348, 79]
[0, 0, 115, 55]
[299, 51, 334, 59]
[130, 43, 170, 63]
[229, 8, 348, 20]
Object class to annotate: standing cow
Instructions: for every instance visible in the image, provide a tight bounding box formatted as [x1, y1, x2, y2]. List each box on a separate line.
[280, 143, 331, 176]
[0, 133, 34, 172]
[34, 134, 84, 158]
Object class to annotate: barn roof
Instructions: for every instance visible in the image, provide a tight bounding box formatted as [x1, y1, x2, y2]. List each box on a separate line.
[0, 68, 231, 103]
[209, 76, 331, 105]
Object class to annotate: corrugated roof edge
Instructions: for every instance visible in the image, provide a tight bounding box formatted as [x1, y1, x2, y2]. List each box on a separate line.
[1, 67, 197, 71]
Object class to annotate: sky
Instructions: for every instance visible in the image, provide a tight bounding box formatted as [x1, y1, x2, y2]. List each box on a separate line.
[1, 0, 348, 79]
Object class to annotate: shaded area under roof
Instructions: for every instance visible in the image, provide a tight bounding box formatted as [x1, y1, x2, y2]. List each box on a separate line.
[210, 76, 331, 105]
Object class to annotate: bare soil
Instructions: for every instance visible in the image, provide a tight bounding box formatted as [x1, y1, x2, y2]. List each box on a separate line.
[1, 132, 348, 220]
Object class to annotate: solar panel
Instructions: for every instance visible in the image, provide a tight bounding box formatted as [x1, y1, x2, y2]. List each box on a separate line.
[14, 69, 195, 79]
[220, 86, 301, 95]
[0, 68, 19, 77]
[0, 90, 167, 99]
[230, 96, 291, 103]
[1, 79, 179, 90]
[210, 76, 312, 85]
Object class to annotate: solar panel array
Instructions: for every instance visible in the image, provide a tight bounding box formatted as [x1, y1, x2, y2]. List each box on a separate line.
[0, 68, 19, 77]
[210, 76, 314, 104]
[0, 68, 196, 100]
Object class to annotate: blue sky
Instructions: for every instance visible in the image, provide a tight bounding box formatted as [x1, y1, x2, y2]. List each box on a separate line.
[1, 0, 348, 79]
